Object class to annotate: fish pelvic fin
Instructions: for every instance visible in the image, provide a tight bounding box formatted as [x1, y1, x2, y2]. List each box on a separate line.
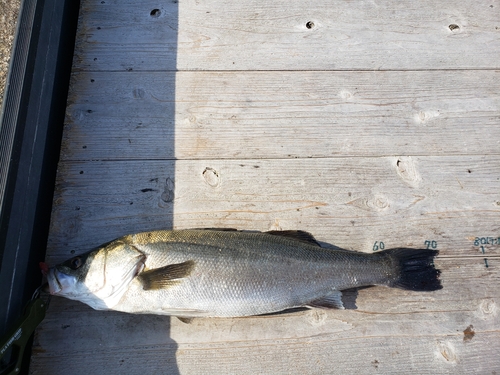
[307, 291, 345, 310]
[384, 248, 442, 291]
[138, 260, 195, 290]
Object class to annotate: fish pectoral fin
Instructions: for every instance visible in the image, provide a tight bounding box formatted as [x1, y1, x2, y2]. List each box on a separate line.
[307, 291, 345, 310]
[138, 260, 195, 290]
[265, 230, 322, 247]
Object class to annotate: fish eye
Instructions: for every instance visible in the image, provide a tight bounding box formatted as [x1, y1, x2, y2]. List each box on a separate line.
[69, 256, 83, 270]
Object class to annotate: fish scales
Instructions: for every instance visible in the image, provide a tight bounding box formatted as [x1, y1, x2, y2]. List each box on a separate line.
[119, 230, 393, 316]
[42, 229, 442, 318]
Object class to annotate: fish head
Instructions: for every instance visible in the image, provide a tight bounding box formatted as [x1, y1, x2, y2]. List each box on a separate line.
[45, 241, 145, 310]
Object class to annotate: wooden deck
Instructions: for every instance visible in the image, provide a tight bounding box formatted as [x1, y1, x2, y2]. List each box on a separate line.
[31, 0, 499, 373]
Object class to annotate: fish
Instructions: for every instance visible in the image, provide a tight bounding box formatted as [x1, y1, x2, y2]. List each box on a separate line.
[41, 229, 442, 318]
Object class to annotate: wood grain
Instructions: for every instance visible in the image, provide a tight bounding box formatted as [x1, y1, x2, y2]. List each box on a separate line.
[45, 157, 499, 261]
[73, 0, 500, 71]
[30, 0, 500, 373]
[61, 70, 500, 160]
[30, 258, 500, 374]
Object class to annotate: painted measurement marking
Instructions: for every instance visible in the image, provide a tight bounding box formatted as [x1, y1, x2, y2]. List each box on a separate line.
[372, 241, 385, 252]
[472, 237, 498, 268]
[473, 237, 500, 246]
[425, 240, 438, 249]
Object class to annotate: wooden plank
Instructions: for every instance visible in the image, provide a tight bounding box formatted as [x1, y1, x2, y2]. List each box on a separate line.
[61, 70, 500, 160]
[46, 157, 500, 261]
[30, 258, 500, 374]
[31, 333, 500, 374]
[30, 0, 500, 373]
[73, 0, 500, 71]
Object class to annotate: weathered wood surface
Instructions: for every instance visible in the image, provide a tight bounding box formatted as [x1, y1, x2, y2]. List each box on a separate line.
[74, 0, 500, 71]
[32, 258, 500, 374]
[46, 157, 499, 262]
[30, 0, 499, 373]
[62, 70, 500, 160]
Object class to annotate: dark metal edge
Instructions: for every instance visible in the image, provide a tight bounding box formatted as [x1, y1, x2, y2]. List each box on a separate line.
[0, 0, 80, 371]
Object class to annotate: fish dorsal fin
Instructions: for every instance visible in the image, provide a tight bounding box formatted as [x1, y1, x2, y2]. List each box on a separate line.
[194, 228, 239, 232]
[307, 291, 345, 310]
[193, 227, 322, 247]
[177, 317, 194, 324]
[265, 230, 322, 247]
[138, 260, 195, 290]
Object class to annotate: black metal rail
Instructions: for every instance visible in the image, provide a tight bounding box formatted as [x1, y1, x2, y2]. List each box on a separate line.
[0, 0, 80, 372]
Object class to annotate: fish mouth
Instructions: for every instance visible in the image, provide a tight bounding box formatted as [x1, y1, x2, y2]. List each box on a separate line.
[40, 262, 60, 294]
[45, 268, 62, 295]
[45, 268, 77, 295]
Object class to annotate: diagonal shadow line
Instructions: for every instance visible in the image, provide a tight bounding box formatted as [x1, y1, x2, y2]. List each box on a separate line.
[71, 2, 181, 374]
[0, 0, 181, 373]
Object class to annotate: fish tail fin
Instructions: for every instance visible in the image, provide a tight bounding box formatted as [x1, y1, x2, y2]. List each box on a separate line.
[384, 248, 442, 291]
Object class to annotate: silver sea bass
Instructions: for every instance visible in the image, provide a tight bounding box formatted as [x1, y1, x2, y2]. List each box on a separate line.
[43, 229, 442, 317]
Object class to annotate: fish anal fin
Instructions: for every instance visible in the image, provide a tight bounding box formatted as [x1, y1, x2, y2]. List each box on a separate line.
[308, 291, 345, 310]
[265, 230, 322, 247]
[139, 260, 195, 290]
